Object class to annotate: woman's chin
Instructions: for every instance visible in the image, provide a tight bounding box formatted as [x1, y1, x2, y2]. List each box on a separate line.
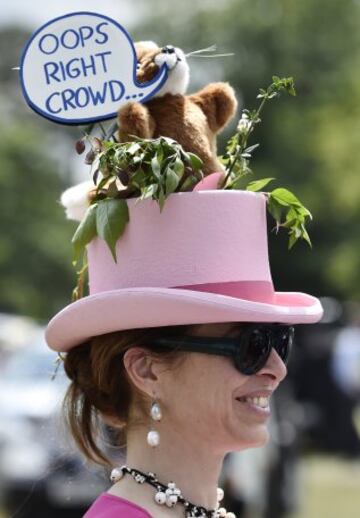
[232, 426, 270, 451]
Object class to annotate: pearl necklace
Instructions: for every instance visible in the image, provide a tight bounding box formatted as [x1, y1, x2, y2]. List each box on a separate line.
[110, 465, 236, 518]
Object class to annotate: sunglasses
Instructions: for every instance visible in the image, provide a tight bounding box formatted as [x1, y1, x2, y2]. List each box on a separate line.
[150, 323, 294, 375]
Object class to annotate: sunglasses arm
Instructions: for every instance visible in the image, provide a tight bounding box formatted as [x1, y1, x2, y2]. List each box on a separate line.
[151, 337, 238, 358]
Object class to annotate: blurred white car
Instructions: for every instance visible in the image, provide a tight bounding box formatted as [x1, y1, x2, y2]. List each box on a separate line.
[0, 332, 108, 518]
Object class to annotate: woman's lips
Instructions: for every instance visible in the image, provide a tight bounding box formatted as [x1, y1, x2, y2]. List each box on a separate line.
[235, 397, 271, 417]
[235, 390, 274, 418]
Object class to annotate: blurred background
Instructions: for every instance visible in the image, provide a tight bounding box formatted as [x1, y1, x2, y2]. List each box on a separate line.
[0, 0, 359, 517]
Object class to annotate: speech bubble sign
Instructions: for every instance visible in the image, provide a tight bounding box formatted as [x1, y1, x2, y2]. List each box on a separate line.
[20, 11, 168, 125]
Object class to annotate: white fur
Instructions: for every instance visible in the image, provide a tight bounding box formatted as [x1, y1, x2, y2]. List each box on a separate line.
[60, 181, 93, 221]
[154, 47, 190, 97]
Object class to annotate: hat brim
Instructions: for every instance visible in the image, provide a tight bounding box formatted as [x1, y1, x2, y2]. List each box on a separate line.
[46, 287, 323, 352]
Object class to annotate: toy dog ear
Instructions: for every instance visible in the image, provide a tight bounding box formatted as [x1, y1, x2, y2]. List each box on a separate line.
[118, 102, 156, 140]
[135, 41, 158, 50]
[190, 82, 238, 133]
[134, 41, 159, 60]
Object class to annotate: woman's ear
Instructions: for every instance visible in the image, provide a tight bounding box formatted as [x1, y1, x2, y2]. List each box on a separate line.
[123, 347, 158, 397]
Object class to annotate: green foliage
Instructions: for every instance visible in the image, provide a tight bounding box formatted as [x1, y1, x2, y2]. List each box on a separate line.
[0, 122, 74, 320]
[220, 76, 311, 249]
[221, 77, 296, 187]
[246, 177, 275, 192]
[71, 198, 130, 300]
[72, 203, 97, 265]
[87, 135, 203, 208]
[95, 199, 129, 262]
[221, 76, 296, 189]
[268, 188, 312, 249]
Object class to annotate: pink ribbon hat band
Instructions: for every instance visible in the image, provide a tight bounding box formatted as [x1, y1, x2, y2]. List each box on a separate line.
[45, 190, 323, 352]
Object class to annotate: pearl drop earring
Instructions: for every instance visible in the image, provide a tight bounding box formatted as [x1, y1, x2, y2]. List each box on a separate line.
[147, 401, 162, 447]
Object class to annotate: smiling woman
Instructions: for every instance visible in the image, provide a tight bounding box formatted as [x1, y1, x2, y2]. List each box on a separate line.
[61, 320, 288, 518]
[45, 186, 322, 518]
[42, 28, 323, 517]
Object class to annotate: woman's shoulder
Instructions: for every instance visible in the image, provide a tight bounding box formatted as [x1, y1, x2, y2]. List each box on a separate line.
[83, 492, 154, 518]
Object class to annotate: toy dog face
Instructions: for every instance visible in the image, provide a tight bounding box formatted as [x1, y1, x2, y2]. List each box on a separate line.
[135, 41, 190, 96]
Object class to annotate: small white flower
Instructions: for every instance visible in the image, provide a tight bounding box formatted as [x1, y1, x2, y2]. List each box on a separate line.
[237, 113, 252, 134]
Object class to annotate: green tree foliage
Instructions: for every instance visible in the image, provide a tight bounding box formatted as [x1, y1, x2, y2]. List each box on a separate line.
[0, 26, 78, 321]
[135, 0, 360, 300]
[0, 123, 74, 320]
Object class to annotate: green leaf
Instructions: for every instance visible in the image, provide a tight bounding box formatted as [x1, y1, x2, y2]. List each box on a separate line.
[180, 175, 198, 191]
[127, 142, 141, 155]
[137, 183, 157, 201]
[186, 152, 203, 170]
[158, 187, 166, 212]
[296, 205, 313, 219]
[283, 206, 299, 226]
[288, 232, 297, 250]
[151, 155, 161, 178]
[227, 177, 246, 190]
[130, 168, 146, 188]
[107, 179, 119, 198]
[270, 187, 302, 207]
[246, 177, 275, 192]
[157, 145, 164, 163]
[301, 225, 312, 247]
[165, 167, 180, 195]
[160, 136, 177, 146]
[71, 204, 98, 265]
[268, 196, 283, 222]
[173, 157, 185, 177]
[96, 199, 129, 262]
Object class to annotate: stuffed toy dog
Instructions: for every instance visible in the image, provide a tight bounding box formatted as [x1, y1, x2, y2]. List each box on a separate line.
[62, 41, 238, 220]
[118, 41, 238, 176]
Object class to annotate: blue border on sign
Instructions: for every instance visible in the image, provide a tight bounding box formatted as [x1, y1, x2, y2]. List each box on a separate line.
[19, 11, 168, 125]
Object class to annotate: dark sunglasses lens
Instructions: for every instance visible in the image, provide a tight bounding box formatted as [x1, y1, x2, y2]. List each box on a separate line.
[237, 328, 270, 374]
[273, 326, 294, 364]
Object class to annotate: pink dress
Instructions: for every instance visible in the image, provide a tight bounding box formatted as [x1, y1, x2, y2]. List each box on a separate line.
[83, 492, 154, 517]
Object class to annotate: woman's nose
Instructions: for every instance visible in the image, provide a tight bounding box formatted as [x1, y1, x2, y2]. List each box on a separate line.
[256, 347, 288, 382]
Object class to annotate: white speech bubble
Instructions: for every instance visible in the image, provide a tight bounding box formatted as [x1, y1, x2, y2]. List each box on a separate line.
[20, 11, 168, 125]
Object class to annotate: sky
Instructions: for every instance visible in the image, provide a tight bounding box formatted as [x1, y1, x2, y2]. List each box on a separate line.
[1, 0, 136, 29]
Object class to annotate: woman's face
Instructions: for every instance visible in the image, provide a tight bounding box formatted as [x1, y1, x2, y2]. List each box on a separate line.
[156, 322, 288, 453]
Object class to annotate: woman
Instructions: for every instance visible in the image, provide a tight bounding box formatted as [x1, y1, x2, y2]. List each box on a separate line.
[46, 189, 323, 517]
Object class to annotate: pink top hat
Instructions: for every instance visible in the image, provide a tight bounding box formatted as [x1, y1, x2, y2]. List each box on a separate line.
[46, 189, 323, 352]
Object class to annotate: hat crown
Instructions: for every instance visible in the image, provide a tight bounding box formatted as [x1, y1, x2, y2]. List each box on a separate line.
[87, 190, 273, 294]
[47, 189, 323, 352]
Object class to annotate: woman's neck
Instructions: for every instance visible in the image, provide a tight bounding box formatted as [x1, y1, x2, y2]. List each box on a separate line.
[123, 423, 225, 513]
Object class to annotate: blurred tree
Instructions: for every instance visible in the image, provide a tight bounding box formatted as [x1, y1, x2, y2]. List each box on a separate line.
[134, 0, 360, 300]
[0, 122, 75, 321]
[0, 26, 82, 321]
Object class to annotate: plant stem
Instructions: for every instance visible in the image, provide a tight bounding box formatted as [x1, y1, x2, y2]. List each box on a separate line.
[222, 94, 269, 187]
[222, 134, 240, 186]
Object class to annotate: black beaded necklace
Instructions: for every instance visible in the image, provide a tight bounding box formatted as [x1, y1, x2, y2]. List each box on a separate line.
[110, 465, 235, 518]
